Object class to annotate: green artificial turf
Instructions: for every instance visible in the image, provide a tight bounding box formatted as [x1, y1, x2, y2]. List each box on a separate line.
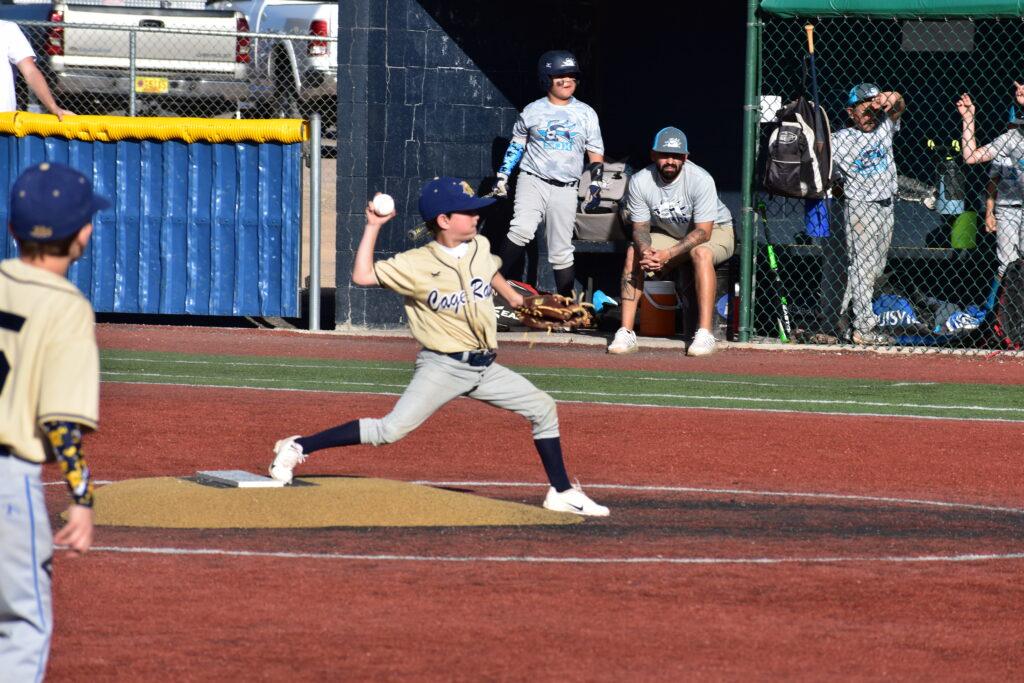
[100, 349, 1024, 422]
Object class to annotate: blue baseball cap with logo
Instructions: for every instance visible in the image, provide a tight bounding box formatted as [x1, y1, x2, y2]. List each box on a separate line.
[10, 162, 110, 242]
[418, 176, 495, 221]
[652, 127, 688, 154]
[847, 83, 881, 107]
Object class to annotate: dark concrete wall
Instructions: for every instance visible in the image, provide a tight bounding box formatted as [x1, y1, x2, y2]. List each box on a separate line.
[335, 1, 746, 327]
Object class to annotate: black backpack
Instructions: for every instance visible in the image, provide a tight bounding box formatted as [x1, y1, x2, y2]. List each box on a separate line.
[762, 96, 832, 199]
[995, 259, 1024, 349]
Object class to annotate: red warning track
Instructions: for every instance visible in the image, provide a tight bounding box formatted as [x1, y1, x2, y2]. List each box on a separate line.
[40, 325, 1024, 680]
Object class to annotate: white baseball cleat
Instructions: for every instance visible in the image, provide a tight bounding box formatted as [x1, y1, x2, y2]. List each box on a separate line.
[607, 327, 638, 354]
[687, 328, 717, 357]
[269, 435, 306, 485]
[543, 484, 610, 517]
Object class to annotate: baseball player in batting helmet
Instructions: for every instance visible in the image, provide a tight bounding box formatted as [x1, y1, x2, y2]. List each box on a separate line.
[491, 49, 605, 297]
[0, 162, 107, 679]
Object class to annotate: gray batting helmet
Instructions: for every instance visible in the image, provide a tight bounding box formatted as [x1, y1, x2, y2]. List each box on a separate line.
[538, 50, 580, 91]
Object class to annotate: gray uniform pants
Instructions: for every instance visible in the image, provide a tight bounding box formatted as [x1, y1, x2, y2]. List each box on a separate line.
[359, 350, 559, 446]
[507, 172, 579, 270]
[830, 199, 894, 334]
[994, 204, 1024, 276]
[0, 457, 52, 683]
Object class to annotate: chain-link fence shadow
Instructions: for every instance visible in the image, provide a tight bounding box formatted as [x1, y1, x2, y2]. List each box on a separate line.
[757, 14, 1024, 354]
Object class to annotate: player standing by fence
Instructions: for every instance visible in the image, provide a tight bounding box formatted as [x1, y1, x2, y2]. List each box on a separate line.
[1, 162, 106, 681]
[491, 50, 605, 297]
[827, 83, 905, 345]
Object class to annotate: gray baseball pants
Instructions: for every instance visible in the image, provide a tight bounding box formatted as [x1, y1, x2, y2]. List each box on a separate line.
[0, 456, 52, 683]
[506, 172, 578, 270]
[359, 350, 559, 445]
[840, 199, 895, 333]
[994, 204, 1024, 276]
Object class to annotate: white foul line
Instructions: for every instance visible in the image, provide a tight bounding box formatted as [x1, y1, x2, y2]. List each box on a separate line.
[81, 545, 1024, 566]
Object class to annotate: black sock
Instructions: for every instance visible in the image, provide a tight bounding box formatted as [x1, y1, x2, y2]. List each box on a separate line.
[498, 238, 526, 281]
[534, 437, 571, 492]
[553, 266, 576, 297]
[296, 420, 361, 454]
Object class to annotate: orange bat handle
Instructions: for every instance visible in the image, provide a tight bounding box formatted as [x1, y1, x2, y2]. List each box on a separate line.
[805, 24, 815, 54]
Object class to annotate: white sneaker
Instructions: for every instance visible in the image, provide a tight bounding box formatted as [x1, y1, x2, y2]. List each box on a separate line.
[269, 435, 306, 484]
[543, 484, 610, 517]
[852, 329, 894, 345]
[687, 328, 717, 357]
[607, 327, 638, 354]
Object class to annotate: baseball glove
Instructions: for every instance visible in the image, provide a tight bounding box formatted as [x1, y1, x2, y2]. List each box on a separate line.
[515, 294, 595, 331]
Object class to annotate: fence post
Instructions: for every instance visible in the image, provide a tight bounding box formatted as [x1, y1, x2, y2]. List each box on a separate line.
[128, 30, 137, 117]
[738, 0, 761, 342]
[309, 112, 322, 332]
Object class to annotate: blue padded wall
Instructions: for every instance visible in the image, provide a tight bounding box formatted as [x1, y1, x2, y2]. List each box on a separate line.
[0, 135, 301, 317]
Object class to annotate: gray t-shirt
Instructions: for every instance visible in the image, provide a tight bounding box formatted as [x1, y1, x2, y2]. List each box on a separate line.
[626, 162, 732, 239]
[512, 97, 604, 184]
[987, 129, 1024, 163]
[989, 154, 1024, 206]
[831, 117, 900, 201]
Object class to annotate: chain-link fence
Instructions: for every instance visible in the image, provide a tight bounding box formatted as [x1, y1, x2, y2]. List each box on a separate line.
[10, 17, 338, 292]
[756, 13, 1024, 352]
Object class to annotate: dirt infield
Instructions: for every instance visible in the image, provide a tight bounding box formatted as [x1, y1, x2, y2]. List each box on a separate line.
[97, 324, 1024, 385]
[36, 326, 1024, 680]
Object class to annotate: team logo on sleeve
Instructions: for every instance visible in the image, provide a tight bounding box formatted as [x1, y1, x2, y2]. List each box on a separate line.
[537, 120, 580, 151]
[427, 277, 494, 314]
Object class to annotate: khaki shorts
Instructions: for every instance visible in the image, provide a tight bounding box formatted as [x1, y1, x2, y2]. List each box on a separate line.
[650, 223, 735, 267]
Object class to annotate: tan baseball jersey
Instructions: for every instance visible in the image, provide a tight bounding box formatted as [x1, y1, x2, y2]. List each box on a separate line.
[0, 258, 99, 463]
[374, 235, 501, 353]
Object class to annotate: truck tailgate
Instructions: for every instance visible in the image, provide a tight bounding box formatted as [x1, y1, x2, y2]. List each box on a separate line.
[61, 6, 241, 72]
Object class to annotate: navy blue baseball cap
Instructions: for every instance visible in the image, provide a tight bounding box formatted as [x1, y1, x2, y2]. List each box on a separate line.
[418, 176, 495, 221]
[652, 127, 688, 154]
[847, 83, 880, 106]
[10, 162, 110, 242]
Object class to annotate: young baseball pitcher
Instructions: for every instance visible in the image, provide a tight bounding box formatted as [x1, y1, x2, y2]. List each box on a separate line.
[1, 162, 107, 680]
[492, 49, 605, 297]
[269, 177, 608, 516]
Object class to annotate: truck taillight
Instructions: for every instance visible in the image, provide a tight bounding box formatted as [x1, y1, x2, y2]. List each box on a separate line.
[236, 17, 251, 64]
[45, 10, 64, 57]
[308, 19, 328, 57]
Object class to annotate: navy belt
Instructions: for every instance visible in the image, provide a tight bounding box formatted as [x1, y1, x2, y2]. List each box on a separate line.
[435, 349, 497, 367]
[870, 197, 893, 207]
[523, 170, 579, 188]
[0, 445, 11, 457]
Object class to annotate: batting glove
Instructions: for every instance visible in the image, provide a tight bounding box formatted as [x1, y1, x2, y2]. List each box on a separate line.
[583, 182, 602, 212]
[491, 173, 509, 198]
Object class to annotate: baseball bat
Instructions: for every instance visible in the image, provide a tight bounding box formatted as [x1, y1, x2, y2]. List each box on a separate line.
[757, 201, 792, 343]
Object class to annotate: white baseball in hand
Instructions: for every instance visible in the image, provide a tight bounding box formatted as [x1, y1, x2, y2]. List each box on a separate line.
[372, 193, 395, 216]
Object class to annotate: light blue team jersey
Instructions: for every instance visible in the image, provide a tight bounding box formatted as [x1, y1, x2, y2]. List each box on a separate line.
[512, 97, 604, 184]
[831, 117, 900, 202]
[989, 154, 1024, 206]
[625, 162, 732, 239]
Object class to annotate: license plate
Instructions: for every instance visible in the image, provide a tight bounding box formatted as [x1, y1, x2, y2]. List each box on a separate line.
[134, 77, 168, 94]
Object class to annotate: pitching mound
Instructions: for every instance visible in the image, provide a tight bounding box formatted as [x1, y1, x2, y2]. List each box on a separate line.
[91, 476, 582, 528]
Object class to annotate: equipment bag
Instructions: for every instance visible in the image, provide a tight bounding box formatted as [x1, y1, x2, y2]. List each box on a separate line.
[762, 96, 832, 199]
[574, 161, 630, 241]
[995, 259, 1024, 349]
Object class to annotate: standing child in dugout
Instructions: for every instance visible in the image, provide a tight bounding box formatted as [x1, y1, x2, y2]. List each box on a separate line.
[269, 177, 608, 516]
[958, 83, 1024, 278]
[492, 49, 605, 297]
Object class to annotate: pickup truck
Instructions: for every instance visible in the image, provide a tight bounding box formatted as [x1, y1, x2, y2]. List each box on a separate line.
[6, 0, 252, 115]
[210, 0, 336, 118]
